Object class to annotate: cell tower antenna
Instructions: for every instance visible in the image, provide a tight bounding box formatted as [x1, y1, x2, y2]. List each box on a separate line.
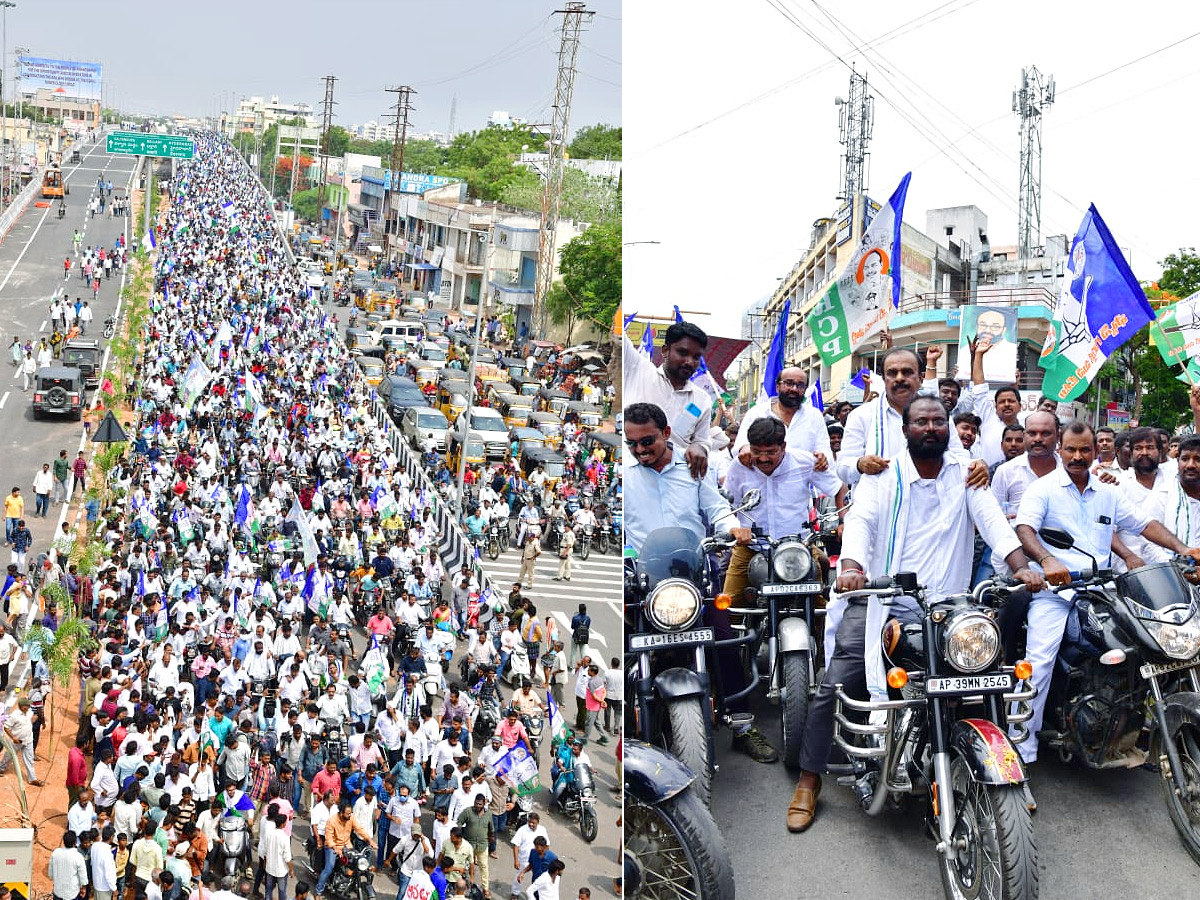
[1014, 66, 1055, 260]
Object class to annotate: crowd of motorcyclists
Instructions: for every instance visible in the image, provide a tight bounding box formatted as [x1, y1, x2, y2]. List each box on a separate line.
[32, 133, 601, 900]
[622, 318, 1200, 899]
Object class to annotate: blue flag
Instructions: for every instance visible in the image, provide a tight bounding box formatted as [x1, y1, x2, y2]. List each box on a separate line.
[806, 379, 825, 412]
[673, 305, 684, 323]
[1039, 204, 1156, 402]
[639, 324, 654, 357]
[850, 367, 870, 390]
[622, 310, 638, 331]
[301, 565, 315, 601]
[763, 298, 792, 398]
[234, 484, 251, 527]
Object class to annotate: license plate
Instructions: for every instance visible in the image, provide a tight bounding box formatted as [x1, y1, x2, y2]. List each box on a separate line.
[761, 582, 824, 595]
[1140, 659, 1200, 679]
[628, 628, 714, 651]
[925, 673, 1014, 696]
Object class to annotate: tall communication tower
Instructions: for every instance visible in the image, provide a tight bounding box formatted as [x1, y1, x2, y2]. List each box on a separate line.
[1013, 66, 1055, 260]
[317, 75, 337, 209]
[447, 94, 457, 141]
[534, 2, 593, 333]
[835, 69, 873, 203]
[382, 85, 416, 262]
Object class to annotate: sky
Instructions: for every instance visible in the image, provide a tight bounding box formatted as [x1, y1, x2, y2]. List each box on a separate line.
[2, 0, 620, 137]
[625, 0, 1200, 339]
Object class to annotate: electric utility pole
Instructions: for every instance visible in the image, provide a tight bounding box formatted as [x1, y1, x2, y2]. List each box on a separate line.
[381, 85, 415, 267]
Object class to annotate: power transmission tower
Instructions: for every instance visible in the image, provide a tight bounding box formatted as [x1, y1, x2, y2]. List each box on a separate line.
[1013, 66, 1055, 260]
[447, 93, 456, 141]
[835, 69, 873, 204]
[534, 2, 593, 334]
[317, 75, 337, 209]
[382, 85, 416, 264]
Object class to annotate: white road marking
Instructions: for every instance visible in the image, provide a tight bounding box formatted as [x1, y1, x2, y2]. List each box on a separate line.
[0, 391, 9, 409]
[38, 320, 46, 332]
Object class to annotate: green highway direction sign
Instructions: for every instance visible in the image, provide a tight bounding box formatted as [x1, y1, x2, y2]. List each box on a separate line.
[106, 131, 195, 159]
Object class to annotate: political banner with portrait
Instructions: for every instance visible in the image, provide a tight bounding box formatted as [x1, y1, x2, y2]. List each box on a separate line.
[958, 305, 1019, 383]
[811, 172, 910, 366]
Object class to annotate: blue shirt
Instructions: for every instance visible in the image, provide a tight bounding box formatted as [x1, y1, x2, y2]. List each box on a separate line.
[623, 445, 733, 555]
[528, 848, 558, 880]
[431, 868, 448, 900]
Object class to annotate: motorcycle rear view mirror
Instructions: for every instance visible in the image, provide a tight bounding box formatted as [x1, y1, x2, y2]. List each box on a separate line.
[1038, 528, 1075, 551]
[735, 489, 762, 513]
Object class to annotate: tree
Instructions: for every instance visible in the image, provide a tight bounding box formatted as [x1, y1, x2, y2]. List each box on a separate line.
[324, 125, 351, 158]
[499, 166, 619, 225]
[555, 220, 621, 335]
[1159, 248, 1200, 299]
[24, 585, 96, 765]
[292, 184, 347, 223]
[442, 125, 545, 200]
[569, 123, 621, 160]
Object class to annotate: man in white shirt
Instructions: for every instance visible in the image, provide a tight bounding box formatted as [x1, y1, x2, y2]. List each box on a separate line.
[261, 809, 293, 900]
[49, 831, 89, 900]
[787, 396, 1043, 834]
[963, 338, 1025, 467]
[1013, 421, 1200, 769]
[509, 812, 549, 898]
[731, 366, 833, 462]
[623, 320, 715, 477]
[91, 826, 119, 900]
[1117, 427, 1176, 568]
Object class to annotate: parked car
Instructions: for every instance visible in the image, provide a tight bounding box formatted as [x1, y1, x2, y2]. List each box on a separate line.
[32, 367, 84, 420]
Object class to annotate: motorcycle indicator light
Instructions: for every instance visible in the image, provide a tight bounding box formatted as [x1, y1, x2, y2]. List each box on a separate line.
[1014, 659, 1034, 680]
[886, 667, 908, 689]
[1098, 648, 1126, 666]
[713, 592, 732, 611]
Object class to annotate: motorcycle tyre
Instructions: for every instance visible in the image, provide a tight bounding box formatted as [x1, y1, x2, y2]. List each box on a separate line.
[938, 753, 1038, 900]
[625, 788, 734, 900]
[488, 537, 500, 561]
[580, 804, 598, 843]
[779, 651, 810, 770]
[1151, 721, 1200, 866]
[597, 531, 609, 555]
[664, 696, 713, 809]
[578, 538, 590, 561]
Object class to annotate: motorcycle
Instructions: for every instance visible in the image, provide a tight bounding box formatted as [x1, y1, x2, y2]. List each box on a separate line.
[624, 490, 761, 807]
[523, 712, 545, 762]
[831, 574, 1038, 900]
[504, 642, 532, 687]
[323, 844, 376, 900]
[494, 515, 511, 553]
[575, 523, 593, 561]
[555, 758, 599, 843]
[332, 556, 352, 597]
[732, 520, 833, 768]
[544, 517, 566, 553]
[103, 316, 116, 339]
[486, 520, 504, 561]
[624, 740, 734, 900]
[422, 635, 454, 700]
[216, 812, 252, 878]
[1035, 527, 1200, 864]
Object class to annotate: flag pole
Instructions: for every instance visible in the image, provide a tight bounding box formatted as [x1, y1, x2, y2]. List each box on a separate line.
[1151, 321, 1198, 386]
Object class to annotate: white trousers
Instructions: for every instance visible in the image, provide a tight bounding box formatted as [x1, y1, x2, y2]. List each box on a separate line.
[1012, 589, 1072, 764]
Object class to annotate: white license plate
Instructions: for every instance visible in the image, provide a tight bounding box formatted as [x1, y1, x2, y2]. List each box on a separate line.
[925, 673, 1014, 696]
[628, 628, 714, 651]
[1140, 659, 1200, 679]
[761, 582, 824, 595]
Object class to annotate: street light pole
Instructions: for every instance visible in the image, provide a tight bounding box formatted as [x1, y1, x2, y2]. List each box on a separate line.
[0, 2, 14, 204]
[455, 228, 492, 523]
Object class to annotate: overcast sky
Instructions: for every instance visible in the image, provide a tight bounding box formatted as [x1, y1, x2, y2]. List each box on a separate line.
[4, 0, 619, 136]
[626, 0, 1200, 338]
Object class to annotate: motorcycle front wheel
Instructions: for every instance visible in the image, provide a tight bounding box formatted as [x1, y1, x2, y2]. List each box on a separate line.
[488, 536, 500, 561]
[664, 697, 713, 808]
[578, 537, 590, 560]
[1151, 718, 1200, 865]
[580, 803, 598, 842]
[597, 531, 609, 555]
[779, 651, 811, 770]
[938, 754, 1038, 900]
[625, 789, 734, 900]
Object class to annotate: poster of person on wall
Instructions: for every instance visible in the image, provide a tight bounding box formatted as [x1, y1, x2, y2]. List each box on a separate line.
[958, 305, 1019, 383]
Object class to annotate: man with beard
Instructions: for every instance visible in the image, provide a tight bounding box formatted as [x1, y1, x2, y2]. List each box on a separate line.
[1116, 427, 1175, 568]
[836, 348, 977, 488]
[786, 396, 1043, 832]
[920, 345, 970, 416]
[1013, 421, 1200, 777]
[1159, 435, 1200, 546]
[623, 321, 715, 478]
[730, 366, 832, 463]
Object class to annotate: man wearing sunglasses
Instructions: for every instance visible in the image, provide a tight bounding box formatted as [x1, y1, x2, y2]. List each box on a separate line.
[624, 320, 717, 479]
[622, 402, 751, 557]
[730, 367, 833, 470]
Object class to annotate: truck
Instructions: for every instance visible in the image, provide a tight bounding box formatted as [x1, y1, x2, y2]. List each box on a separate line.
[41, 164, 69, 199]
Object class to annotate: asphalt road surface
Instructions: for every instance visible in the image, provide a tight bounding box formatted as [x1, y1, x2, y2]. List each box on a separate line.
[712, 690, 1200, 898]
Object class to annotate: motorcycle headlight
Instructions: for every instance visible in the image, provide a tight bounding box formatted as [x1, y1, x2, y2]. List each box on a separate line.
[1145, 617, 1200, 660]
[772, 542, 812, 582]
[645, 578, 702, 632]
[943, 612, 1001, 674]
[357, 856, 370, 872]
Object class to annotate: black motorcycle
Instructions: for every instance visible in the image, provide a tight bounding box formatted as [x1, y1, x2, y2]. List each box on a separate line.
[625, 490, 761, 807]
[733, 520, 832, 768]
[554, 758, 599, 843]
[1036, 528, 1200, 864]
[486, 519, 504, 561]
[831, 574, 1038, 900]
[323, 845, 376, 900]
[575, 523, 593, 561]
[624, 740, 734, 900]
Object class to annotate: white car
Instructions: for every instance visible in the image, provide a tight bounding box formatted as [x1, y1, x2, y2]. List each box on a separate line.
[305, 272, 325, 292]
[400, 406, 451, 451]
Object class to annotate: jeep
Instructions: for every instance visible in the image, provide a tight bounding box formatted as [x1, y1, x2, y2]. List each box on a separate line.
[32, 366, 84, 420]
[61, 339, 101, 389]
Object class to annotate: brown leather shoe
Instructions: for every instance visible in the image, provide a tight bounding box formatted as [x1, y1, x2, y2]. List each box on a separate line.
[786, 777, 821, 832]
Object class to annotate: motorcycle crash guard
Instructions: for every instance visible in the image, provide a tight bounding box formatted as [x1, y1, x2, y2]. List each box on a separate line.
[949, 718, 1028, 785]
[777, 615, 812, 655]
[653, 666, 707, 701]
[1162, 691, 1200, 734]
[625, 738, 695, 804]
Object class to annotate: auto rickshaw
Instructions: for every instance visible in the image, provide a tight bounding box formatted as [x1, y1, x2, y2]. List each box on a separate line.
[528, 410, 565, 449]
[496, 393, 536, 429]
[565, 401, 604, 430]
[581, 430, 621, 465]
[438, 385, 469, 423]
[448, 434, 487, 471]
[520, 446, 567, 485]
